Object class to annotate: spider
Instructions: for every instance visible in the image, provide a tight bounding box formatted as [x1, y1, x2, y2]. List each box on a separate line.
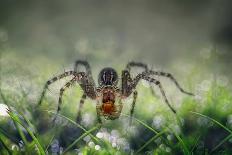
[37, 60, 194, 124]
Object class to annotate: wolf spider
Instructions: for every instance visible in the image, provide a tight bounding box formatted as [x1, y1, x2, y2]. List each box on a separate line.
[38, 61, 194, 124]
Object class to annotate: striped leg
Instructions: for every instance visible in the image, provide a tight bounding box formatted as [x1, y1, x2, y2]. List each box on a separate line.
[76, 93, 87, 122]
[37, 71, 76, 105]
[130, 91, 138, 125]
[149, 71, 194, 96]
[132, 75, 176, 114]
[126, 62, 157, 97]
[74, 60, 93, 80]
[74, 60, 96, 99]
[126, 61, 148, 71]
[57, 78, 76, 114]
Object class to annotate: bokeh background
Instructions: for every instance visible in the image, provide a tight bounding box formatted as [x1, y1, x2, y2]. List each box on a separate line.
[0, 0, 232, 154]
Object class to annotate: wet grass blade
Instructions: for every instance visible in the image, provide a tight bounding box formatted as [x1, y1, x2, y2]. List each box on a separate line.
[171, 130, 190, 155]
[190, 111, 232, 153]
[63, 125, 101, 154]
[0, 134, 12, 155]
[135, 129, 167, 154]
[190, 134, 201, 152]
[121, 113, 175, 151]
[121, 113, 158, 134]
[46, 110, 101, 144]
[0, 127, 19, 144]
[211, 134, 232, 153]
[0, 89, 29, 147]
[8, 111, 45, 155]
[190, 111, 232, 134]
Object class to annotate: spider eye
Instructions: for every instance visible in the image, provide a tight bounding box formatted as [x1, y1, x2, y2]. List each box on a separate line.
[98, 68, 118, 86]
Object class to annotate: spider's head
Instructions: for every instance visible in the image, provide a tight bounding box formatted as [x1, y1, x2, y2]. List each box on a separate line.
[98, 67, 118, 86]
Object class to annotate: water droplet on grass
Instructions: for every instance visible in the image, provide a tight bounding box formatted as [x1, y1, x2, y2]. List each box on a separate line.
[88, 141, 95, 148]
[95, 145, 101, 150]
[96, 132, 103, 139]
[0, 103, 9, 117]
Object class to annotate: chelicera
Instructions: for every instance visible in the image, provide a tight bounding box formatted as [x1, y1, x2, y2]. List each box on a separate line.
[38, 61, 194, 124]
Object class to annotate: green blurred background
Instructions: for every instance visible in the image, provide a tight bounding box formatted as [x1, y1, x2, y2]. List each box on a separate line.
[0, 0, 232, 154]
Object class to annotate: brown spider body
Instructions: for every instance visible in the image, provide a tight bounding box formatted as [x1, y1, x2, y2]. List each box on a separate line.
[38, 61, 194, 124]
[101, 88, 116, 114]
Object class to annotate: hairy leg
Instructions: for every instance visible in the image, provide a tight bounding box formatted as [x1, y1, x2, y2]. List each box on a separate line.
[132, 74, 176, 114]
[96, 104, 103, 124]
[37, 71, 77, 105]
[57, 78, 76, 114]
[126, 62, 157, 97]
[74, 60, 94, 81]
[76, 93, 87, 122]
[148, 70, 194, 96]
[130, 91, 138, 125]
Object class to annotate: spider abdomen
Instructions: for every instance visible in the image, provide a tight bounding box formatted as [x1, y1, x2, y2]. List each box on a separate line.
[101, 101, 115, 114]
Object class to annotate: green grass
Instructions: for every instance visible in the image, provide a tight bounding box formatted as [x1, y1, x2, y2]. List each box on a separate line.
[1, 83, 232, 155]
[1, 52, 232, 154]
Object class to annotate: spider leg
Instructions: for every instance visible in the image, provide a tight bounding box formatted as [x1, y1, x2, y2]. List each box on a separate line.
[132, 74, 176, 114]
[74, 60, 91, 73]
[96, 104, 103, 124]
[121, 70, 133, 97]
[130, 91, 138, 125]
[37, 71, 77, 105]
[53, 77, 77, 122]
[148, 71, 194, 96]
[126, 61, 148, 71]
[74, 60, 94, 82]
[57, 78, 76, 112]
[76, 93, 87, 122]
[126, 61, 157, 97]
[74, 60, 96, 99]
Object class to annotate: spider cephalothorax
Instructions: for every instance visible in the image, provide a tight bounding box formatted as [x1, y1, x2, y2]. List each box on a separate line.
[38, 61, 194, 124]
[98, 67, 118, 86]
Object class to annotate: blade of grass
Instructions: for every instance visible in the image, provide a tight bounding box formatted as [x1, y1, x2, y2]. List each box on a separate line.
[63, 124, 101, 154]
[211, 134, 232, 153]
[135, 129, 167, 154]
[121, 113, 158, 134]
[121, 113, 175, 150]
[8, 111, 45, 155]
[190, 111, 232, 134]
[45, 134, 55, 152]
[0, 135, 12, 155]
[190, 111, 232, 153]
[12, 116, 29, 146]
[0, 127, 19, 144]
[0, 89, 29, 146]
[171, 130, 190, 155]
[46, 110, 101, 144]
[190, 134, 201, 152]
